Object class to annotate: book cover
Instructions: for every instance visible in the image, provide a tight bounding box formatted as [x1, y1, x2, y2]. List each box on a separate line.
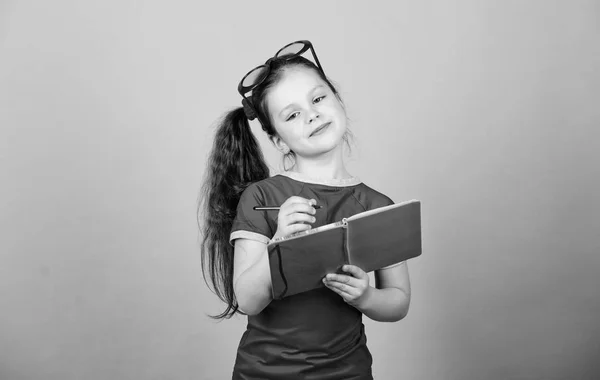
[268, 200, 422, 299]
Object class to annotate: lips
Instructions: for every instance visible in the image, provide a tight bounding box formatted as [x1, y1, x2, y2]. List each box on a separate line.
[309, 122, 331, 137]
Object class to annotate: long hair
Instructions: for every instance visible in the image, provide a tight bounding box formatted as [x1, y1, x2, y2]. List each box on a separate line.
[199, 55, 345, 319]
[199, 107, 269, 319]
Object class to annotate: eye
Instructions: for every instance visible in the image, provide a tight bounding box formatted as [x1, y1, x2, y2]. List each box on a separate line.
[286, 112, 299, 121]
[313, 95, 326, 104]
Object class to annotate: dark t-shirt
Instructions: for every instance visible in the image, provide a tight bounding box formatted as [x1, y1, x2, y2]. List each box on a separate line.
[229, 172, 395, 380]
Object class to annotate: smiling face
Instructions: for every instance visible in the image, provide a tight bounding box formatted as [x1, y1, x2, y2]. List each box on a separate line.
[265, 66, 347, 159]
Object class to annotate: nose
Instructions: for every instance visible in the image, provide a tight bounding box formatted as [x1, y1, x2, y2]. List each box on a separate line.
[308, 110, 320, 123]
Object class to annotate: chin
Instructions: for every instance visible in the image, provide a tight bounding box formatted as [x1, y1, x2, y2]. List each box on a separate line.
[315, 135, 347, 154]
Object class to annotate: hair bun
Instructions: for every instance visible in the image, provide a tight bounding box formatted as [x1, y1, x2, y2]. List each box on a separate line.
[241, 98, 257, 121]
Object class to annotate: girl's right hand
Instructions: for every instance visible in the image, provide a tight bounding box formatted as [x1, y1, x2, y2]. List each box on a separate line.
[272, 196, 317, 240]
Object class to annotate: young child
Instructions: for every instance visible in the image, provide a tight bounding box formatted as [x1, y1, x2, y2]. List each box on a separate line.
[200, 40, 411, 380]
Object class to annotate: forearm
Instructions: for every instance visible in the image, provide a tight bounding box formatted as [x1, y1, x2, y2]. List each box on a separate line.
[356, 286, 410, 322]
[234, 248, 272, 315]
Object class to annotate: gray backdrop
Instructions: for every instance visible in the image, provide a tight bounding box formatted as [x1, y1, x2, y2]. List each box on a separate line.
[1, 1, 599, 379]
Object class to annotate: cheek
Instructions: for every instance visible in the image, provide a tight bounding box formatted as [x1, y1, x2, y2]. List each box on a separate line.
[333, 104, 347, 125]
[331, 100, 346, 118]
[272, 119, 290, 136]
[272, 122, 301, 145]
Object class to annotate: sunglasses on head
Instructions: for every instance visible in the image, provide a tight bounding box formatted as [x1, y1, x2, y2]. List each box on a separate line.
[238, 40, 324, 120]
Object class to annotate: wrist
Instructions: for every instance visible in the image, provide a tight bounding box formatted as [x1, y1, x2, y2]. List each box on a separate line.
[354, 285, 376, 311]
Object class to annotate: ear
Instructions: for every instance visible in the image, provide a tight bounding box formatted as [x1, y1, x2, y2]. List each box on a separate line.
[270, 135, 290, 155]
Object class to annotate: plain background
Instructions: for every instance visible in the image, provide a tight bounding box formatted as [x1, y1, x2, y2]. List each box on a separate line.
[1, 1, 599, 379]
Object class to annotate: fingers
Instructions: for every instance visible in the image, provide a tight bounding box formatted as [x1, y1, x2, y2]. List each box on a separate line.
[323, 280, 352, 298]
[339, 265, 367, 279]
[324, 266, 367, 281]
[322, 275, 362, 303]
[281, 198, 317, 223]
[285, 222, 313, 235]
[286, 212, 316, 226]
[324, 281, 352, 302]
[274, 197, 318, 239]
[281, 197, 317, 216]
[322, 266, 370, 304]
[284, 196, 317, 206]
[323, 273, 357, 288]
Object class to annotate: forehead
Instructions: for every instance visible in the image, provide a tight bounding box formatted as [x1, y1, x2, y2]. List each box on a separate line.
[266, 67, 326, 109]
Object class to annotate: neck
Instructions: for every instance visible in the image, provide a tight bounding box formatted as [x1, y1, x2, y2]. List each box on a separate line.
[291, 146, 351, 180]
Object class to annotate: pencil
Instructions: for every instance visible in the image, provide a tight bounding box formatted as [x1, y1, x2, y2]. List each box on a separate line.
[253, 205, 322, 211]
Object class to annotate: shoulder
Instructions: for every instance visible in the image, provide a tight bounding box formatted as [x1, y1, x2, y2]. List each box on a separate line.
[240, 175, 299, 198]
[238, 174, 303, 207]
[352, 182, 395, 210]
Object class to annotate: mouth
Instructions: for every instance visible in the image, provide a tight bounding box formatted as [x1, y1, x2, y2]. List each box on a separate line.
[309, 122, 331, 137]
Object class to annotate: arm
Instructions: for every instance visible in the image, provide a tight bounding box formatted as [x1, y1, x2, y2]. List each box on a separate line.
[233, 238, 272, 315]
[324, 261, 411, 322]
[357, 262, 411, 322]
[232, 196, 317, 315]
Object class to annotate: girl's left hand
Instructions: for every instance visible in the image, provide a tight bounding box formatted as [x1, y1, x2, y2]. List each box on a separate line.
[323, 265, 371, 308]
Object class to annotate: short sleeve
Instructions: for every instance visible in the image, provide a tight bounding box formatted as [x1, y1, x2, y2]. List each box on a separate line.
[229, 183, 273, 245]
[379, 260, 406, 270]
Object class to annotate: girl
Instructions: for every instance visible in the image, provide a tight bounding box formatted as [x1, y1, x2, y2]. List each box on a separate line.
[200, 40, 411, 380]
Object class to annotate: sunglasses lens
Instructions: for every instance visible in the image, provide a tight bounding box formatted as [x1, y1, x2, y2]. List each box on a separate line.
[276, 42, 306, 58]
[242, 65, 269, 89]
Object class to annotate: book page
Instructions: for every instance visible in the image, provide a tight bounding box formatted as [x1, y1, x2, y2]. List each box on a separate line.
[347, 199, 419, 222]
[269, 220, 344, 245]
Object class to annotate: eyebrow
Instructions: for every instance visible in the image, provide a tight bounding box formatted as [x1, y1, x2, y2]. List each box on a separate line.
[278, 85, 325, 118]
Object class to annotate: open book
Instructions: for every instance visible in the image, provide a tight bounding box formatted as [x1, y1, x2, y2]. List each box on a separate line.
[267, 199, 422, 299]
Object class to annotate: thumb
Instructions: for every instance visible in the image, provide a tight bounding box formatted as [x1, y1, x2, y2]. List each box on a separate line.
[342, 265, 367, 279]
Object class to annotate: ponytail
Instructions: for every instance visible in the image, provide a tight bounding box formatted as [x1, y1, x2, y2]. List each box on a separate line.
[199, 107, 269, 319]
